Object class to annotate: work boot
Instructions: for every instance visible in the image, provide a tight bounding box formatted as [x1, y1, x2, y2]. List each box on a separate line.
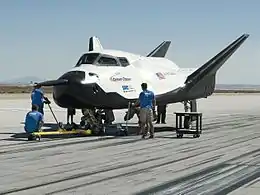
[28, 134, 36, 141]
[141, 133, 147, 139]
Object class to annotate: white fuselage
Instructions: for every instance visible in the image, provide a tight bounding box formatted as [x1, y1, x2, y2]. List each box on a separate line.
[44, 33, 249, 109]
[66, 49, 195, 100]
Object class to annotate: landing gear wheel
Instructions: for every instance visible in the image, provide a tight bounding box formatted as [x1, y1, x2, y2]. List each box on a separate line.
[193, 134, 200, 138]
[80, 120, 85, 127]
[177, 133, 183, 138]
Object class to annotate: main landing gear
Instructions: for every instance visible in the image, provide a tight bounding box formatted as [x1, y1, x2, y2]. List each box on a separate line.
[79, 108, 116, 135]
[58, 107, 116, 135]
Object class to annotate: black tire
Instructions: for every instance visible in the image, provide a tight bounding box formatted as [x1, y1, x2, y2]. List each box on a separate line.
[73, 123, 78, 129]
[193, 134, 199, 138]
[80, 120, 85, 127]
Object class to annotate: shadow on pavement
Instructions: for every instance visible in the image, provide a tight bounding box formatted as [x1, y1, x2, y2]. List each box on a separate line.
[6, 123, 177, 141]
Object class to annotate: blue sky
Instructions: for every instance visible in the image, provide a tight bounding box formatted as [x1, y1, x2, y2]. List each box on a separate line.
[0, 0, 259, 84]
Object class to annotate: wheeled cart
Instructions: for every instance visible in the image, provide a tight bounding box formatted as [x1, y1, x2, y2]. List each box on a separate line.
[174, 112, 202, 138]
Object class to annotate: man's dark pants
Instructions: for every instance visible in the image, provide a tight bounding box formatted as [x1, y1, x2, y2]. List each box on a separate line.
[157, 105, 166, 123]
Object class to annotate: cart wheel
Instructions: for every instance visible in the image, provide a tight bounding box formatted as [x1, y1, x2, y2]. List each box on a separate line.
[177, 134, 183, 138]
[193, 134, 200, 138]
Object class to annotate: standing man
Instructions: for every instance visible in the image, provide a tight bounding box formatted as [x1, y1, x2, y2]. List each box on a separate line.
[31, 83, 50, 115]
[134, 83, 156, 139]
[156, 104, 167, 124]
[24, 104, 44, 140]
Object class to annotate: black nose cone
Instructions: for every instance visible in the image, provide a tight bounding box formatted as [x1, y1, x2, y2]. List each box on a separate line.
[53, 71, 86, 108]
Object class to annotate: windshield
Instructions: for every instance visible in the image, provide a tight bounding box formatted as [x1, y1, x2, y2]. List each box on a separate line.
[97, 56, 119, 66]
[75, 53, 100, 67]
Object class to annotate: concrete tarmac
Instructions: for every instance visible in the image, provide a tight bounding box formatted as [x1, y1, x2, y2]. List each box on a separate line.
[0, 94, 259, 195]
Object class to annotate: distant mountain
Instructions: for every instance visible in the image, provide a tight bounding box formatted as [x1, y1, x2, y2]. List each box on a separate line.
[0, 76, 45, 85]
[1, 76, 260, 90]
[215, 84, 260, 90]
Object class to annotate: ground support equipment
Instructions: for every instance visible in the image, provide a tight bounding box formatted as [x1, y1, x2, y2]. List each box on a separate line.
[31, 129, 92, 141]
[104, 123, 128, 136]
[174, 112, 202, 138]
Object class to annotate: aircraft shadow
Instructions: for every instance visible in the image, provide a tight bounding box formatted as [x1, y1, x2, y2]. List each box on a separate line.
[6, 122, 179, 141]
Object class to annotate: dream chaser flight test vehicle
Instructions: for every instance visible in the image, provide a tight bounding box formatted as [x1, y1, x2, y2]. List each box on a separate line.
[37, 33, 249, 125]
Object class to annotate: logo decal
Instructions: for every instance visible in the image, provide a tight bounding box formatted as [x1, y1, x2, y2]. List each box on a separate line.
[163, 72, 176, 76]
[156, 72, 176, 79]
[122, 85, 136, 93]
[110, 72, 131, 82]
[156, 72, 165, 80]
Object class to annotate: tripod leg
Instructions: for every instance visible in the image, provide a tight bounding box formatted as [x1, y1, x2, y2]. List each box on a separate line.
[67, 109, 70, 124]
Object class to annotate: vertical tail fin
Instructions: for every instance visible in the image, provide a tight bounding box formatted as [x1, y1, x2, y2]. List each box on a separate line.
[147, 41, 171, 57]
[89, 36, 103, 51]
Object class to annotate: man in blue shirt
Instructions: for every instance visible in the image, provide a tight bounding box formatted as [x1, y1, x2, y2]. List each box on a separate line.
[134, 83, 156, 139]
[31, 84, 50, 115]
[24, 104, 44, 140]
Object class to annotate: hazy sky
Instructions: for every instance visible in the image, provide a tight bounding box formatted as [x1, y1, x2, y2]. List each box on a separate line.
[0, 0, 259, 84]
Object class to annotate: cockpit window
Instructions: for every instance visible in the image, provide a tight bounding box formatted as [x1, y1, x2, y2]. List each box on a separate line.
[118, 57, 130, 67]
[97, 56, 119, 66]
[75, 53, 100, 67]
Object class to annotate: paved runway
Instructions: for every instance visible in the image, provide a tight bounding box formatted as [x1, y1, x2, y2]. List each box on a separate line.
[0, 94, 259, 195]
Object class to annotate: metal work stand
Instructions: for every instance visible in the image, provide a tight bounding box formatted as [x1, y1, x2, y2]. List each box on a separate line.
[174, 112, 202, 138]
